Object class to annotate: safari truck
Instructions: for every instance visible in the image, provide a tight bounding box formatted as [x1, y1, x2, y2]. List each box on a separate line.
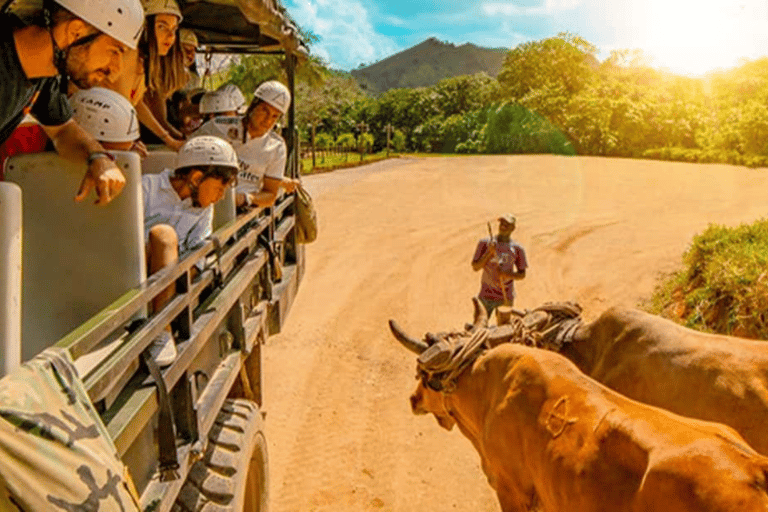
[0, 0, 307, 510]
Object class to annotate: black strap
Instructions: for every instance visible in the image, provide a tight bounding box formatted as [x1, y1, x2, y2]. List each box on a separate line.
[141, 352, 179, 482]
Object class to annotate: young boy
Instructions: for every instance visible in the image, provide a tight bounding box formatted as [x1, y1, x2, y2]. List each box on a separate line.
[143, 135, 239, 365]
[192, 86, 245, 145]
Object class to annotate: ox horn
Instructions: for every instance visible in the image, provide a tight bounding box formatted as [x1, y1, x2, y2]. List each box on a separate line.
[470, 296, 488, 332]
[389, 320, 428, 354]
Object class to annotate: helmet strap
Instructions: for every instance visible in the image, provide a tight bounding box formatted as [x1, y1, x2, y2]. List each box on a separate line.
[43, 3, 101, 93]
[47, 26, 69, 93]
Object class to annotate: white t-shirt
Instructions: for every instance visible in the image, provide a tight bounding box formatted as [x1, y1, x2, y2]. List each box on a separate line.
[142, 168, 213, 254]
[192, 116, 245, 147]
[236, 130, 287, 195]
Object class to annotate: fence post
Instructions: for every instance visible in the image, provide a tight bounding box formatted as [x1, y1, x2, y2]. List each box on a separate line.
[308, 123, 316, 169]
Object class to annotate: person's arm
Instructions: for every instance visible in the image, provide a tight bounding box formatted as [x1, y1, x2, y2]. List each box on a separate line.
[41, 119, 125, 205]
[250, 139, 294, 207]
[499, 246, 527, 280]
[136, 99, 184, 151]
[182, 208, 213, 254]
[471, 240, 495, 271]
[144, 90, 185, 140]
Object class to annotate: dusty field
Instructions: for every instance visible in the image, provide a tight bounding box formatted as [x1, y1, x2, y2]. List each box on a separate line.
[263, 155, 768, 512]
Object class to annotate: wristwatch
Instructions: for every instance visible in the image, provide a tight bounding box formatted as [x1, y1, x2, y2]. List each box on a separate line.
[87, 151, 116, 164]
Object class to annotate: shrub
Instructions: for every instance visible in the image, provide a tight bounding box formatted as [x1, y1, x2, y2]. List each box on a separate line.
[314, 132, 334, 149]
[336, 132, 356, 149]
[483, 102, 576, 156]
[646, 219, 768, 338]
[391, 129, 406, 151]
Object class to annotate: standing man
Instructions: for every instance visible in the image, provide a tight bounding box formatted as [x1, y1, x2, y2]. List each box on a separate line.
[471, 214, 528, 319]
[2, 0, 144, 204]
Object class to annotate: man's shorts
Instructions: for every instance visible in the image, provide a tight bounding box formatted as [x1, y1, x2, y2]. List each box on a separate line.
[478, 296, 509, 316]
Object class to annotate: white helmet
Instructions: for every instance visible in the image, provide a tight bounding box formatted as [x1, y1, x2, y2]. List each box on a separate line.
[176, 136, 239, 170]
[199, 91, 239, 115]
[253, 80, 291, 114]
[142, 0, 183, 19]
[217, 84, 246, 112]
[70, 87, 139, 143]
[54, 0, 145, 49]
[179, 28, 198, 47]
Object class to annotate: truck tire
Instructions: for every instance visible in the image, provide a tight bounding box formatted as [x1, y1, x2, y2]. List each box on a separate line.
[175, 399, 268, 512]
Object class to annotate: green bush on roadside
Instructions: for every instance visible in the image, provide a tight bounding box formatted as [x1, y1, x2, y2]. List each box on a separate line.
[646, 219, 768, 338]
[642, 147, 768, 168]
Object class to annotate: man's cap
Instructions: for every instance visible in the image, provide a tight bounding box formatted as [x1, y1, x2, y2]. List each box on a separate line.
[498, 214, 516, 225]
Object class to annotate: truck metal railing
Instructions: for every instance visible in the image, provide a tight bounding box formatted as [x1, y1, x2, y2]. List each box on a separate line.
[44, 190, 298, 510]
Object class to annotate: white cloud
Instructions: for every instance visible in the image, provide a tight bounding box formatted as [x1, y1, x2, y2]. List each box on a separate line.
[544, 0, 582, 12]
[481, 0, 581, 16]
[286, 0, 400, 70]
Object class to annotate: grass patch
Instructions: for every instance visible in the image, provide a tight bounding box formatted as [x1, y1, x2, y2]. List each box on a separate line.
[646, 219, 768, 338]
[301, 152, 398, 175]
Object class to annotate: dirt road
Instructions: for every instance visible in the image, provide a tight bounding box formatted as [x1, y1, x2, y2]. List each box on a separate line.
[263, 155, 768, 512]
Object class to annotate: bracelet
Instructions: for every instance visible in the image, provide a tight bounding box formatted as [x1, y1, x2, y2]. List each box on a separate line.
[87, 151, 115, 164]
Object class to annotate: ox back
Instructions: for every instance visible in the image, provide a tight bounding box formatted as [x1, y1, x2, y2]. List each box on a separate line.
[412, 343, 768, 512]
[561, 306, 768, 456]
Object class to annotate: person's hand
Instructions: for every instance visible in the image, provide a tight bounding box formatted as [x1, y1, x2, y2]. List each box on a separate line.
[235, 192, 247, 208]
[75, 157, 126, 205]
[130, 140, 149, 159]
[282, 178, 299, 194]
[164, 137, 185, 152]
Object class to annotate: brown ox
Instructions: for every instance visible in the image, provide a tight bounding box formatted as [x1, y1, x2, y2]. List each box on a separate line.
[389, 320, 768, 512]
[482, 304, 768, 457]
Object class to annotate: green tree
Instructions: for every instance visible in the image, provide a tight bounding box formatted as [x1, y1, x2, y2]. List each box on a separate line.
[497, 32, 598, 101]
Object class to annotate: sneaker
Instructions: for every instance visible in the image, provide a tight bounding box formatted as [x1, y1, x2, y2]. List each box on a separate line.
[149, 330, 177, 367]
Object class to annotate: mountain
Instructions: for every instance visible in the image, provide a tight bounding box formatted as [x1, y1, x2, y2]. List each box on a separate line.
[350, 38, 508, 94]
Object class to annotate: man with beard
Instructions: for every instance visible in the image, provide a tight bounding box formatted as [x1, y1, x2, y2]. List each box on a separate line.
[2, 0, 144, 204]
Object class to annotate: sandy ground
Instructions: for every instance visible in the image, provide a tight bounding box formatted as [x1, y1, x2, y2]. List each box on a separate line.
[262, 155, 768, 512]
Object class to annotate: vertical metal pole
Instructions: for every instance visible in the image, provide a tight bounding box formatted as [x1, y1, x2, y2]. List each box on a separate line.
[286, 53, 297, 178]
[0, 183, 22, 377]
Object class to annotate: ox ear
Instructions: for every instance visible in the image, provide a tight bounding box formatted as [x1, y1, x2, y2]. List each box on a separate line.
[470, 296, 488, 332]
[389, 320, 428, 354]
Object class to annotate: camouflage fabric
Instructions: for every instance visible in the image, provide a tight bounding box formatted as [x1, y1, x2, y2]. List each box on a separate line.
[0, 348, 140, 511]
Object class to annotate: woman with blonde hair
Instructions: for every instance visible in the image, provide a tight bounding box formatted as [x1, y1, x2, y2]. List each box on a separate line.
[102, 0, 187, 150]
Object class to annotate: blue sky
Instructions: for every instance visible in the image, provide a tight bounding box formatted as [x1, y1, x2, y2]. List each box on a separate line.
[284, 0, 768, 77]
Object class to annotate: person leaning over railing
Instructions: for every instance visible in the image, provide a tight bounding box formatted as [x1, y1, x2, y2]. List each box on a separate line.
[142, 136, 239, 365]
[235, 80, 300, 210]
[100, 0, 187, 151]
[0, 0, 144, 204]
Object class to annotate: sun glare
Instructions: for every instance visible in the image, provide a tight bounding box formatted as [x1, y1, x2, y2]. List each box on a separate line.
[637, 0, 758, 77]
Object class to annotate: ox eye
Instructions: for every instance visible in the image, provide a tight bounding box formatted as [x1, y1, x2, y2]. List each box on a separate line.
[426, 376, 443, 392]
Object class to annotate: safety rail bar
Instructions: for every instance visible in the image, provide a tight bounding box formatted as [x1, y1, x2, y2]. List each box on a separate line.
[41, 191, 300, 512]
[54, 200, 281, 361]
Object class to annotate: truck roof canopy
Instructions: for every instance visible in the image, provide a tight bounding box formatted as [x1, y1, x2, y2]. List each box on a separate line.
[182, 0, 307, 57]
[3, 0, 308, 57]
